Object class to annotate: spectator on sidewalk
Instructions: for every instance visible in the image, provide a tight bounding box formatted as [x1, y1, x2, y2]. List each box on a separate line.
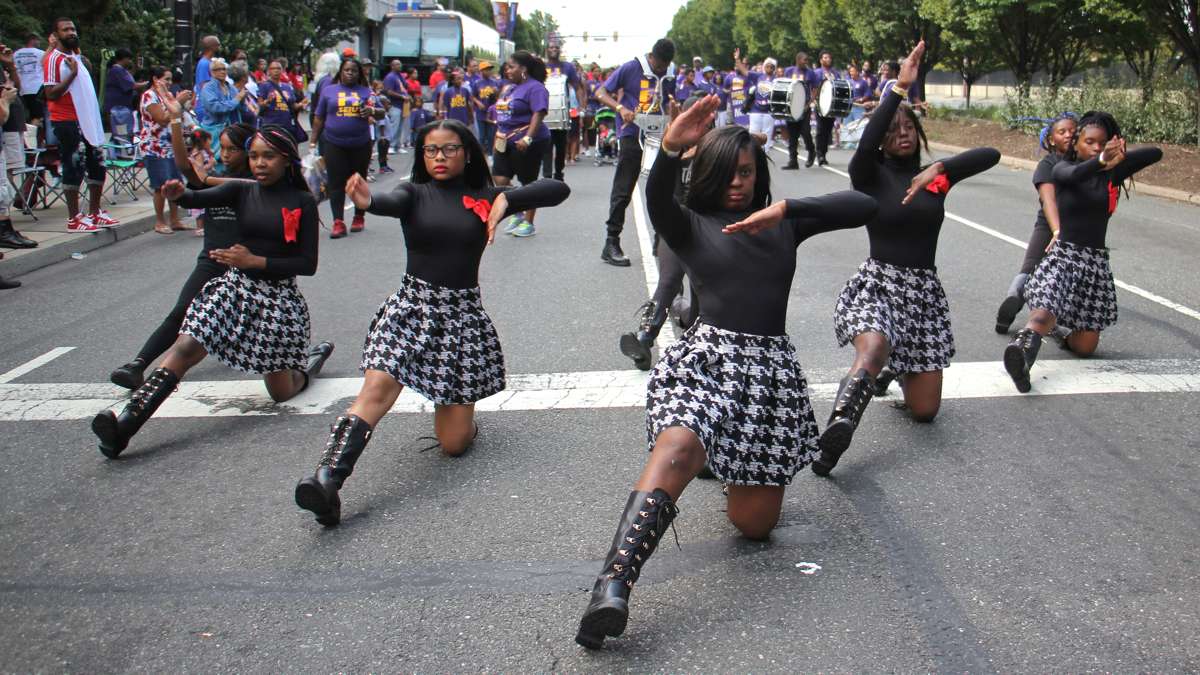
[382, 59, 409, 152]
[44, 17, 118, 232]
[258, 59, 305, 141]
[253, 58, 267, 83]
[140, 66, 190, 235]
[229, 60, 259, 128]
[193, 35, 221, 121]
[102, 48, 146, 131]
[13, 34, 44, 124]
[198, 58, 250, 153]
[0, 65, 37, 253]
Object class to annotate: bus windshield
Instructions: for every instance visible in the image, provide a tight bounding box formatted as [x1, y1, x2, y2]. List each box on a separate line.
[384, 18, 420, 58]
[420, 18, 461, 58]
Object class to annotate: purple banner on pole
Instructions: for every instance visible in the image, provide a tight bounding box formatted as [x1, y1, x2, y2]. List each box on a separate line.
[492, 2, 518, 40]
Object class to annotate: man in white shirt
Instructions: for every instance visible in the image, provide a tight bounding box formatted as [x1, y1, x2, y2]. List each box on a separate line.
[12, 34, 44, 122]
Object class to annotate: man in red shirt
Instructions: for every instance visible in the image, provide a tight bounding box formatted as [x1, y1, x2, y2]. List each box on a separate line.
[43, 17, 116, 231]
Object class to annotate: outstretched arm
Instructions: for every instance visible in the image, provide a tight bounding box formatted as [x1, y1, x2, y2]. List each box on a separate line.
[168, 179, 249, 208]
[788, 191, 878, 242]
[353, 174, 415, 219]
[1112, 146, 1163, 183]
[489, 179, 571, 215]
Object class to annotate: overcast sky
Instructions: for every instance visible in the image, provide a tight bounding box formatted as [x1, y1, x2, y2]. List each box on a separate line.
[513, 0, 688, 67]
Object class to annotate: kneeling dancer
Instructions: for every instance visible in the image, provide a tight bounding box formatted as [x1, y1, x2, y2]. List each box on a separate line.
[1004, 111, 1161, 392]
[293, 120, 569, 527]
[91, 127, 331, 458]
[576, 95, 877, 649]
[816, 41, 999, 477]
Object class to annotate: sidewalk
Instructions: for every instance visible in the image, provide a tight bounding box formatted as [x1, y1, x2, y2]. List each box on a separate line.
[0, 188, 166, 279]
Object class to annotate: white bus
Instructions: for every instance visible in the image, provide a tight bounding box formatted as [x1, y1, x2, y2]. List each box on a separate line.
[381, 9, 514, 79]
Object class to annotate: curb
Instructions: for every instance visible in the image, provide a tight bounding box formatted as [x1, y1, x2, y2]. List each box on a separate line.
[0, 212, 160, 279]
[927, 141, 1200, 207]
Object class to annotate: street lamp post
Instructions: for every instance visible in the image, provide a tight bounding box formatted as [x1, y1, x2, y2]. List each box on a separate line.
[174, 0, 195, 86]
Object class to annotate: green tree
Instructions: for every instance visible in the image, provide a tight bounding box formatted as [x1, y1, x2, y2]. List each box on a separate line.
[1139, 0, 1198, 143]
[920, 0, 1002, 108]
[837, 0, 942, 100]
[668, 0, 736, 69]
[1085, 0, 1168, 103]
[800, 0, 861, 66]
[732, 0, 806, 64]
[514, 9, 558, 53]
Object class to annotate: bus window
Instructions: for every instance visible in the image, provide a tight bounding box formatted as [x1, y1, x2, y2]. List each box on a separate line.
[384, 17, 421, 58]
[421, 18, 462, 59]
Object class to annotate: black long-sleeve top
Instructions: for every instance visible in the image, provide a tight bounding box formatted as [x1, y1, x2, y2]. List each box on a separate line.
[1051, 147, 1163, 249]
[367, 177, 571, 289]
[176, 179, 319, 280]
[849, 89, 1000, 269]
[187, 170, 253, 262]
[647, 152, 878, 336]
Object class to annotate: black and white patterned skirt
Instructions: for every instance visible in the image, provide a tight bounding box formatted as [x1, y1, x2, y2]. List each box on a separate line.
[180, 268, 311, 374]
[645, 322, 819, 487]
[1024, 240, 1117, 332]
[834, 257, 955, 374]
[360, 274, 506, 405]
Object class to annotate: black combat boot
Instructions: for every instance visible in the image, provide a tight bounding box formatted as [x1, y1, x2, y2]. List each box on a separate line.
[576, 488, 679, 650]
[300, 341, 335, 390]
[110, 358, 148, 390]
[601, 237, 631, 267]
[873, 367, 898, 396]
[619, 300, 667, 371]
[804, 152, 815, 168]
[0, 219, 37, 249]
[294, 415, 373, 526]
[1004, 328, 1042, 393]
[91, 367, 180, 458]
[812, 368, 876, 477]
[995, 273, 1028, 334]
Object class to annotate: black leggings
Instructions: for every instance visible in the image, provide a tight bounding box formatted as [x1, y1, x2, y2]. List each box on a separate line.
[135, 258, 227, 364]
[324, 141, 373, 221]
[1020, 221, 1054, 275]
[652, 235, 699, 325]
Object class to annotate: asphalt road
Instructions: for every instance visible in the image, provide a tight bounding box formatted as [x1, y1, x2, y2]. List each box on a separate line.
[1, 140, 1198, 672]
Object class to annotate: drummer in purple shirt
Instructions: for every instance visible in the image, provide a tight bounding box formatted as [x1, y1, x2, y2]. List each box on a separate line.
[782, 52, 818, 169]
[543, 42, 587, 182]
[743, 58, 778, 146]
[812, 50, 842, 166]
[846, 64, 871, 121]
[593, 38, 676, 267]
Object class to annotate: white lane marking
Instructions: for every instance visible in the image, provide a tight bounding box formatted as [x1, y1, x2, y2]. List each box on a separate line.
[3, 359, 1198, 421]
[771, 148, 1200, 324]
[630, 183, 677, 350]
[0, 347, 76, 384]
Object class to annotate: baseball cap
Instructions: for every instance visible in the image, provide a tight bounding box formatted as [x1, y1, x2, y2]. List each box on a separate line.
[701, 66, 714, 74]
[479, 60, 494, 70]
[342, 47, 357, 57]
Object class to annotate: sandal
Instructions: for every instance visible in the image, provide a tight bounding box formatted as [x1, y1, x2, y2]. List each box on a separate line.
[154, 223, 174, 235]
[170, 220, 195, 231]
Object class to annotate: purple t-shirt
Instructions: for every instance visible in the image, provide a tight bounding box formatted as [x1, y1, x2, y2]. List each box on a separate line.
[745, 72, 775, 113]
[316, 83, 372, 147]
[472, 76, 502, 108]
[382, 71, 408, 104]
[849, 76, 871, 101]
[723, 72, 747, 111]
[545, 60, 580, 89]
[495, 79, 551, 141]
[257, 80, 297, 128]
[440, 85, 473, 124]
[675, 80, 696, 102]
[604, 58, 675, 140]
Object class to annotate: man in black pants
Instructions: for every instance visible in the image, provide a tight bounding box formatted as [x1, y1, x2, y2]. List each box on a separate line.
[541, 40, 586, 182]
[813, 50, 841, 166]
[783, 51, 816, 169]
[594, 38, 675, 267]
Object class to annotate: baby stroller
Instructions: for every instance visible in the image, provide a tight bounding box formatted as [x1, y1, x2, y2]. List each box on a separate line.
[593, 107, 618, 166]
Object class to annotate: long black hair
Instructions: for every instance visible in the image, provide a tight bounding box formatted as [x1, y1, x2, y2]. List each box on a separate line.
[1068, 110, 1132, 196]
[510, 50, 547, 83]
[219, 123, 255, 176]
[248, 125, 309, 192]
[685, 126, 771, 213]
[880, 101, 930, 165]
[410, 119, 493, 189]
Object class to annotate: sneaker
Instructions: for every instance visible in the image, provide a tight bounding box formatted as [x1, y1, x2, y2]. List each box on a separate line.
[92, 210, 120, 227]
[350, 215, 365, 232]
[388, 148, 398, 155]
[379, 166, 395, 174]
[500, 215, 521, 234]
[397, 147, 410, 154]
[330, 219, 348, 239]
[511, 219, 536, 237]
[67, 213, 101, 232]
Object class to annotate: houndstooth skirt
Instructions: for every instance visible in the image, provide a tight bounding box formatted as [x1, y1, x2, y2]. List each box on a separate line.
[360, 274, 506, 405]
[180, 268, 311, 374]
[1024, 240, 1118, 332]
[645, 322, 820, 487]
[834, 258, 955, 374]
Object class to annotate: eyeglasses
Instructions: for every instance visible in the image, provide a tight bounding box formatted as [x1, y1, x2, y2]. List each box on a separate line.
[422, 143, 462, 158]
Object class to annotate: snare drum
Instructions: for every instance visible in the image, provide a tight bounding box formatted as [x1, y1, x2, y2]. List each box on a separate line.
[545, 73, 569, 130]
[768, 78, 808, 121]
[634, 112, 667, 137]
[817, 78, 853, 118]
[639, 135, 661, 177]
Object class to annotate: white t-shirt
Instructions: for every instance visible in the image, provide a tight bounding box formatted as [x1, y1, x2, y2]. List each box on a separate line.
[13, 47, 45, 95]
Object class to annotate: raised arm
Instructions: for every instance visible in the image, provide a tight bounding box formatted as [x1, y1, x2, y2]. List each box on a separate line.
[850, 41, 924, 186]
[264, 195, 319, 277]
[1113, 146, 1163, 183]
[786, 191, 878, 242]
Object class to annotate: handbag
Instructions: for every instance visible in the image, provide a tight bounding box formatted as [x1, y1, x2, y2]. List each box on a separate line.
[493, 130, 507, 154]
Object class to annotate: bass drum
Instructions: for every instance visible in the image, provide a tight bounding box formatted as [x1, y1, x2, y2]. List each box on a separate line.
[817, 78, 853, 118]
[544, 73, 569, 130]
[767, 78, 807, 121]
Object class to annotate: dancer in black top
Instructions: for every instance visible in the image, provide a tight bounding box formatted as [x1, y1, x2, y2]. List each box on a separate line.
[1005, 111, 1162, 392]
[108, 84, 255, 390]
[293, 120, 569, 527]
[994, 112, 1077, 334]
[576, 95, 877, 650]
[815, 42, 999, 477]
[91, 127, 330, 458]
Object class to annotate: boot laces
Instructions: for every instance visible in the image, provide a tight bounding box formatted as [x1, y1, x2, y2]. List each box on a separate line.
[834, 373, 871, 419]
[633, 299, 657, 328]
[128, 370, 170, 414]
[608, 496, 681, 585]
[318, 417, 351, 467]
[1018, 329, 1039, 350]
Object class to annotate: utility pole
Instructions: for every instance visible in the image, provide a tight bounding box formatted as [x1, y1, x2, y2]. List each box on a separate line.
[174, 0, 194, 86]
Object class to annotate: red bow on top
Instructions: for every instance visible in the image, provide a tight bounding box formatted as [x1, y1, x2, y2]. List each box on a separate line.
[924, 174, 951, 195]
[281, 207, 301, 243]
[1107, 182, 1119, 215]
[463, 196, 492, 223]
